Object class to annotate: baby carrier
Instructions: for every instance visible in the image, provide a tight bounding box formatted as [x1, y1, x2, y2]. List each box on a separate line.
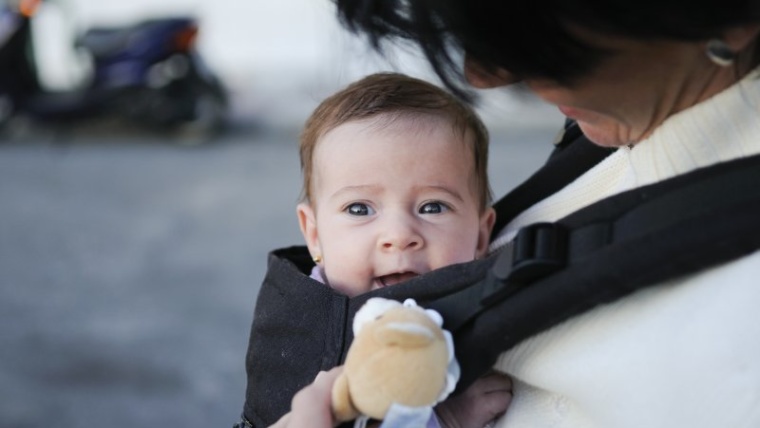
[237, 122, 760, 427]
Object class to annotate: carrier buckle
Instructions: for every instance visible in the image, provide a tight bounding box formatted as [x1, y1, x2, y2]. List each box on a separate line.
[482, 222, 567, 305]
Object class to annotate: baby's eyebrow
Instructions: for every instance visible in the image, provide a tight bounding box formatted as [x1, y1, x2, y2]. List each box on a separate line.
[328, 184, 465, 203]
[414, 185, 465, 203]
[329, 185, 381, 201]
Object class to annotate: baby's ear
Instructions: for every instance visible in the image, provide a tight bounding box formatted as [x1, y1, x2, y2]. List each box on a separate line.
[476, 207, 496, 258]
[297, 203, 321, 260]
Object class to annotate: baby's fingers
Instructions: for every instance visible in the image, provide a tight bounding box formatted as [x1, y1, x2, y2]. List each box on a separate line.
[470, 371, 513, 421]
[471, 370, 513, 394]
[271, 367, 344, 428]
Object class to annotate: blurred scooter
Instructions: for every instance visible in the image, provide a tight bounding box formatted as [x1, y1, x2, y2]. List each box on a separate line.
[0, 0, 228, 141]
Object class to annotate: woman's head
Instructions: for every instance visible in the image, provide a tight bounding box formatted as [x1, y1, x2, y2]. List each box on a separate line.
[336, 0, 760, 87]
[335, 0, 760, 146]
[300, 72, 491, 211]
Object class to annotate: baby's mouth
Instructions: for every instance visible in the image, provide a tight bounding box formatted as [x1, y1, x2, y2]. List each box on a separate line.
[376, 272, 419, 287]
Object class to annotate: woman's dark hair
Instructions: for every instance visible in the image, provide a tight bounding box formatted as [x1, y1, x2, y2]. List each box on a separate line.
[334, 0, 760, 97]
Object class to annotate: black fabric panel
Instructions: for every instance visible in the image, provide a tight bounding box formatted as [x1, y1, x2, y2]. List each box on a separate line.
[342, 254, 496, 355]
[242, 246, 494, 427]
[242, 247, 348, 427]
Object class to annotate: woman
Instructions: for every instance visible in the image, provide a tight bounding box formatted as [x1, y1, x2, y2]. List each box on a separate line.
[265, 0, 760, 426]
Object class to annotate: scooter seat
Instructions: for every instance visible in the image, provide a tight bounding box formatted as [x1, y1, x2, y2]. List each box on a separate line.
[76, 27, 135, 57]
[76, 18, 196, 58]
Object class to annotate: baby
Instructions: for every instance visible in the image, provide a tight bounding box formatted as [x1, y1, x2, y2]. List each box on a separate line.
[295, 72, 511, 428]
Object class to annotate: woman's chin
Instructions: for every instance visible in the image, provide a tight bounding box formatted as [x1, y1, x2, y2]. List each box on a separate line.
[577, 121, 633, 148]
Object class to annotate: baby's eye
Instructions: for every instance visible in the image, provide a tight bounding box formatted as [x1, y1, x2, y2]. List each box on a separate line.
[419, 201, 449, 214]
[346, 203, 375, 216]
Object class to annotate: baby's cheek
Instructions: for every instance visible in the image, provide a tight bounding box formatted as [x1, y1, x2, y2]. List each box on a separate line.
[442, 233, 481, 263]
[325, 264, 373, 297]
[431, 248, 478, 270]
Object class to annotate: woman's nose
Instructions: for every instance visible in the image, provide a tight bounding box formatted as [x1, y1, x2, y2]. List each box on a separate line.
[464, 55, 520, 88]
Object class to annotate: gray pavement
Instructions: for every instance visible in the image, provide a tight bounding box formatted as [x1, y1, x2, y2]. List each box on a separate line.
[0, 121, 556, 428]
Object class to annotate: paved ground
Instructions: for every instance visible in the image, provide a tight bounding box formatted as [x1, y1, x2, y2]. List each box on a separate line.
[0, 120, 556, 428]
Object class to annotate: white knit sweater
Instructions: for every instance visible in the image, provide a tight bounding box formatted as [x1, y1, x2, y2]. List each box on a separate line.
[490, 68, 760, 428]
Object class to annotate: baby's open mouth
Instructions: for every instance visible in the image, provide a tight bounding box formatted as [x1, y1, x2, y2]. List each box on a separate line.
[376, 272, 419, 287]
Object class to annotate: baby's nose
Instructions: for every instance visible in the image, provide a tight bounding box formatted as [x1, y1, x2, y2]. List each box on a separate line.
[379, 221, 424, 251]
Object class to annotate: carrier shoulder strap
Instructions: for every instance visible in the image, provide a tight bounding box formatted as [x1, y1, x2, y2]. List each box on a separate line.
[430, 152, 760, 391]
[490, 120, 615, 237]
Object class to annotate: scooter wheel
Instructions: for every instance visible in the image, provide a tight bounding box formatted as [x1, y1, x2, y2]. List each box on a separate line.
[174, 86, 227, 145]
[0, 95, 15, 133]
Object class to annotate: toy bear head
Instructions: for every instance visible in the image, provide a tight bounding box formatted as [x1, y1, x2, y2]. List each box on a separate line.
[331, 298, 458, 422]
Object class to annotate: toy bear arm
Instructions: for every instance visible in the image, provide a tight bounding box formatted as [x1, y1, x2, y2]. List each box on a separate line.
[331, 372, 360, 422]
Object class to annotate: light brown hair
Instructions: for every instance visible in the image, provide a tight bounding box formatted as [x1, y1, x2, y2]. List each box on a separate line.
[299, 72, 492, 212]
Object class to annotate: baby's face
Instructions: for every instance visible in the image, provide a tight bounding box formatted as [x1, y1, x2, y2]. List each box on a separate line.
[298, 116, 494, 297]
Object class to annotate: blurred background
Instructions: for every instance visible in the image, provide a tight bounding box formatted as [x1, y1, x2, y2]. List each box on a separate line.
[0, 0, 563, 427]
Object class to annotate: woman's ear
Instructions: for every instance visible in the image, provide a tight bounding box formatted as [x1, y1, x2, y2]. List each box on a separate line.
[297, 203, 321, 261]
[723, 23, 760, 52]
[476, 207, 496, 258]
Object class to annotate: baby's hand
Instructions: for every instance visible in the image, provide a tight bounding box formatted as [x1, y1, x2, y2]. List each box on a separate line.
[434, 370, 512, 428]
[271, 367, 344, 428]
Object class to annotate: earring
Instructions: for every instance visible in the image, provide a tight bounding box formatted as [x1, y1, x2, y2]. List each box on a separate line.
[312, 255, 322, 264]
[706, 39, 736, 67]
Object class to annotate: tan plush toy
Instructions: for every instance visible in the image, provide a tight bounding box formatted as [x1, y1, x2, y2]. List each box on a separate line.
[331, 298, 459, 425]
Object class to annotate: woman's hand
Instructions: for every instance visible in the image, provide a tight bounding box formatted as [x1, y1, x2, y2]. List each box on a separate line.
[270, 367, 344, 428]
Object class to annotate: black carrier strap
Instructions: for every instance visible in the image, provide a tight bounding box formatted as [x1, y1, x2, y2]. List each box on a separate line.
[432, 153, 760, 391]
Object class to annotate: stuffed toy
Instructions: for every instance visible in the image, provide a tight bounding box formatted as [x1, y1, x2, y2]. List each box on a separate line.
[332, 298, 460, 427]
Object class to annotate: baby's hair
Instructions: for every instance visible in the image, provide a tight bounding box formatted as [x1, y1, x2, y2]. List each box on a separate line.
[300, 72, 492, 212]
